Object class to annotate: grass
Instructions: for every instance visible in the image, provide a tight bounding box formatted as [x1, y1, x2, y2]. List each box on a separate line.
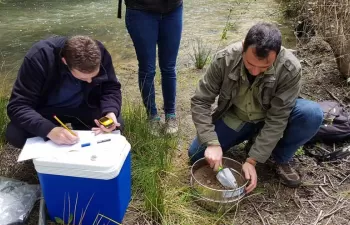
[0, 57, 10, 148]
[121, 102, 232, 224]
[53, 193, 122, 225]
[189, 37, 212, 70]
[122, 101, 178, 223]
[295, 146, 305, 156]
[0, 96, 8, 147]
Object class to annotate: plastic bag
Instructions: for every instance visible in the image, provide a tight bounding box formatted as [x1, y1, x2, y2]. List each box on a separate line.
[0, 176, 40, 225]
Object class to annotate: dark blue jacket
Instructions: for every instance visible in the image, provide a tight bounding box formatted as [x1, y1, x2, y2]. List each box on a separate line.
[7, 36, 122, 138]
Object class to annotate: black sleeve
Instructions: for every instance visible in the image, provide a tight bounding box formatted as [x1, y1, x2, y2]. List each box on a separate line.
[7, 56, 56, 138]
[99, 47, 122, 117]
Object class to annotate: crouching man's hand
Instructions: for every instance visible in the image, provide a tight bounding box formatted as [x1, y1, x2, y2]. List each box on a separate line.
[242, 158, 257, 193]
[47, 127, 79, 145]
[204, 145, 223, 171]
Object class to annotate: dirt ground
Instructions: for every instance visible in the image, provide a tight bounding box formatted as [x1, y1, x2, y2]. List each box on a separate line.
[1, 1, 350, 225]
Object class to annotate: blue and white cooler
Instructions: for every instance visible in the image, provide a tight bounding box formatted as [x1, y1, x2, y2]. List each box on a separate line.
[33, 133, 131, 225]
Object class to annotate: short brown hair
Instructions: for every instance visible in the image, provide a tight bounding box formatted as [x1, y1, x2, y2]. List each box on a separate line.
[61, 35, 101, 73]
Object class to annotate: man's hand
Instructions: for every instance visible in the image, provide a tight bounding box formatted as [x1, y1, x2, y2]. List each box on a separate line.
[204, 145, 223, 171]
[242, 162, 257, 193]
[92, 112, 120, 135]
[47, 127, 79, 145]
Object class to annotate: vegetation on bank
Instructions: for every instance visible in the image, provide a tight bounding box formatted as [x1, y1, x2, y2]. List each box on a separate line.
[122, 102, 178, 223]
[279, 0, 350, 79]
[0, 62, 9, 147]
[0, 97, 8, 147]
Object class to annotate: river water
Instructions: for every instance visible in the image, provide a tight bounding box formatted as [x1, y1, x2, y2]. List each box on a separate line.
[0, 0, 295, 96]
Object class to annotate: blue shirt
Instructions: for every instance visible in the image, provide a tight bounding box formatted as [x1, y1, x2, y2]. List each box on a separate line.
[46, 71, 84, 108]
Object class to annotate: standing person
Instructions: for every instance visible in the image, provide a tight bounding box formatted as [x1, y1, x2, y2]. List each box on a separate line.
[124, 0, 183, 134]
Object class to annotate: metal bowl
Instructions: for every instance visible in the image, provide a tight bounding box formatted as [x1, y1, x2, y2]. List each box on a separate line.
[190, 157, 248, 213]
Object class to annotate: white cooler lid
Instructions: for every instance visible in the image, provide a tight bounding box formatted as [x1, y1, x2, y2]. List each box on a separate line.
[33, 133, 130, 180]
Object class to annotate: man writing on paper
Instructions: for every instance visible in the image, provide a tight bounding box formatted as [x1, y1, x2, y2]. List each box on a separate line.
[6, 35, 122, 148]
[189, 23, 324, 192]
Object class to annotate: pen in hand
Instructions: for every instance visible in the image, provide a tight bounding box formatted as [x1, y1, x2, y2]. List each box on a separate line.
[53, 115, 77, 137]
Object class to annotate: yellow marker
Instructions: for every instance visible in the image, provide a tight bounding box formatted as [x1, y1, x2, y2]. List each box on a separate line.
[53, 115, 77, 136]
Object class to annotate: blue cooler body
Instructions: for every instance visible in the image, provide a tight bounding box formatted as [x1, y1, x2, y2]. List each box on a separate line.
[33, 133, 131, 225]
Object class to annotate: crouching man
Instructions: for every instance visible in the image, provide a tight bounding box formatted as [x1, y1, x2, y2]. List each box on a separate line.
[189, 22, 323, 193]
[6, 35, 122, 148]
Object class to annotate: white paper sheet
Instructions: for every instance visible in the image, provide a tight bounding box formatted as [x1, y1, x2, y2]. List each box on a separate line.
[17, 130, 121, 162]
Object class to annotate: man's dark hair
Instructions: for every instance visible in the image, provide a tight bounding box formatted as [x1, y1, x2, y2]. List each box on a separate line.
[61, 35, 101, 73]
[243, 22, 282, 59]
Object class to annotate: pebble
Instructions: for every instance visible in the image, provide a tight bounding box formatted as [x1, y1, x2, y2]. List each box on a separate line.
[206, 179, 211, 184]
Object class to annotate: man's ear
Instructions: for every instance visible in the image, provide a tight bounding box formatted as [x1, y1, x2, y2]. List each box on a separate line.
[61, 57, 67, 65]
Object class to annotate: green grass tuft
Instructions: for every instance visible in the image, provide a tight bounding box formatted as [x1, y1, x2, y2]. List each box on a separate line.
[122, 101, 178, 222]
[0, 96, 8, 147]
[189, 37, 212, 70]
[295, 146, 305, 156]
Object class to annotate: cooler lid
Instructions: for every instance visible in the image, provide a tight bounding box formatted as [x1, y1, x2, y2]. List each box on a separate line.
[33, 132, 130, 179]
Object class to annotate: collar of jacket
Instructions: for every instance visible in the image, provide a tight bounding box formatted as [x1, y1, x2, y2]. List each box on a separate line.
[262, 46, 289, 83]
[262, 65, 276, 83]
[91, 64, 108, 84]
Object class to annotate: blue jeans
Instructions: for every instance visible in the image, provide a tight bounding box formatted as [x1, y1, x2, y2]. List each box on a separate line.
[125, 5, 183, 117]
[188, 99, 323, 164]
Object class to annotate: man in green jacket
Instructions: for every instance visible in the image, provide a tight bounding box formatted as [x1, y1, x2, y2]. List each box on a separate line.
[189, 22, 323, 193]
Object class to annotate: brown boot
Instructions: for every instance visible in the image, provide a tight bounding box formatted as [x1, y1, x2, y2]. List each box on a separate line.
[275, 163, 301, 188]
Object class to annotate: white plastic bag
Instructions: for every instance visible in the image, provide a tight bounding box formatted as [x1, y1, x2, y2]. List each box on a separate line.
[0, 176, 40, 225]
